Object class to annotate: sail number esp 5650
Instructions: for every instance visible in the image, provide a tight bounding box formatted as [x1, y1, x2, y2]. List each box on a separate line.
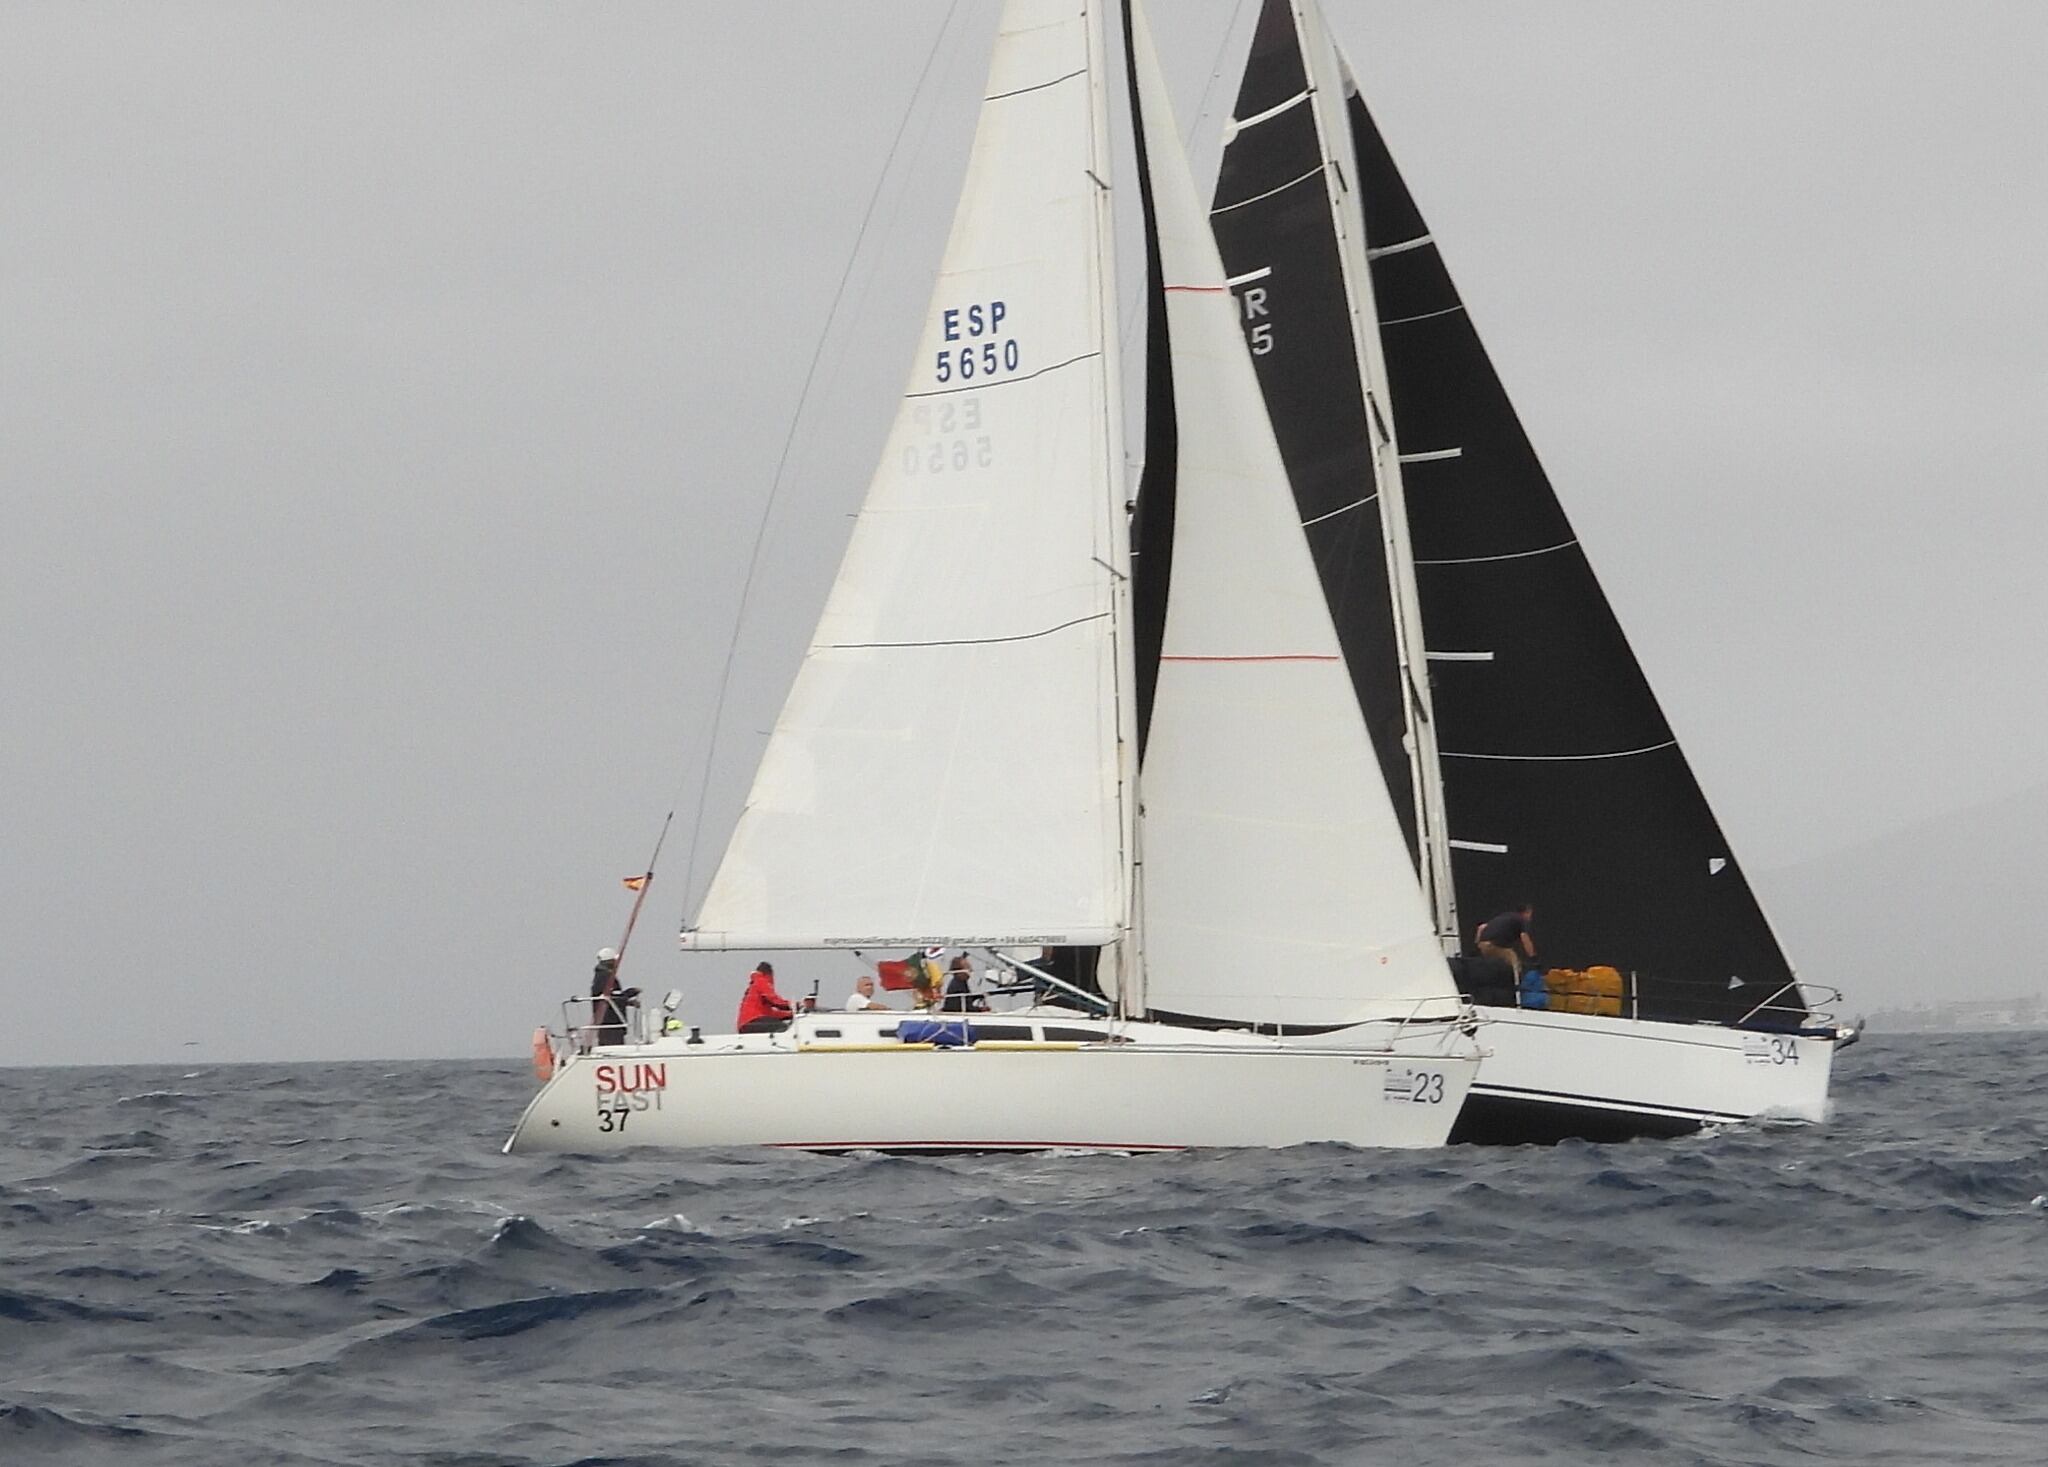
[933, 301, 1021, 384]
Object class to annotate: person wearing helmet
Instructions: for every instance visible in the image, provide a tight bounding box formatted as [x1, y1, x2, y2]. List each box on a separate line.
[589, 947, 639, 1047]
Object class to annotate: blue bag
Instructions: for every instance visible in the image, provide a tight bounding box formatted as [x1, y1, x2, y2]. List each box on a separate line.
[897, 1018, 975, 1047]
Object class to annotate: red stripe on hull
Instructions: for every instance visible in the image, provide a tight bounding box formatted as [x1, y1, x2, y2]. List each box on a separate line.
[765, 1140, 1187, 1152]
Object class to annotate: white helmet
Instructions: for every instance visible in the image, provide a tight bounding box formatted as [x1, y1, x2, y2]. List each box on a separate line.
[597, 947, 620, 962]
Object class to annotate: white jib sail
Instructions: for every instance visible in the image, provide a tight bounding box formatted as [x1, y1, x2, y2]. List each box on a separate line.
[685, 0, 1128, 952]
[1126, 0, 1457, 1025]
[1298, 0, 1459, 950]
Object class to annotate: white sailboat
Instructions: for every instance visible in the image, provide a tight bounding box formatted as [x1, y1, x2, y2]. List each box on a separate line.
[1206, 0, 1856, 1142]
[505, 0, 1483, 1156]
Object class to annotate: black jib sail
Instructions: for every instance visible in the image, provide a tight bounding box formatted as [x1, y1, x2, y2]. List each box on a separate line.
[1214, 0, 1805, 1025]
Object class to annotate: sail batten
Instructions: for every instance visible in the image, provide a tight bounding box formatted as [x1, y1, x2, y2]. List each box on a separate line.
[1441, 741, 1681, 763]
[1209, 164, 1328, 217]
[824, 610, 1109, 653]
[984, 67, 1087, 103]
[903, 349, 1100, 399]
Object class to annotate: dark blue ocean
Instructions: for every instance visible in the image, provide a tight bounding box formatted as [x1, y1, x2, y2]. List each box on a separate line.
[3, 1033, 2042, 1465]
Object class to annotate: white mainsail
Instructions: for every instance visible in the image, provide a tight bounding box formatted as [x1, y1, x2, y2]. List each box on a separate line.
[684, 0, 1130, 951]
[1125, 2, 1457, 1026]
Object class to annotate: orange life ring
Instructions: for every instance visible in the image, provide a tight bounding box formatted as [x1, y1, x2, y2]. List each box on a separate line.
[531, 1027, 556, 1081]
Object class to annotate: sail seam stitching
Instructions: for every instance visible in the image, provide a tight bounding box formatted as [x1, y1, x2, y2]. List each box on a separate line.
[903, 350, 1098, 399]
[1440, 740, 1678, 763]
[1381, 303, 1465, 327]
[826, 611, 1109, 652]
[984, 67, 1086, 103]
[1209, 164, 1325, 216]
[1300, 492, 1378, 528]
[1159, 654, 1342, 663]
[1415, 538, 1578, 566]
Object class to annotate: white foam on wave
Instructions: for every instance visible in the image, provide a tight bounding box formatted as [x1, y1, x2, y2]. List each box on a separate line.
[192, 1217, 288, 1236]
[360, 1196, 513, 1224]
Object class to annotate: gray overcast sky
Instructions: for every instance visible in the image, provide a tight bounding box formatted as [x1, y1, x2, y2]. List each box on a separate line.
[4, 3, 2042, 1066]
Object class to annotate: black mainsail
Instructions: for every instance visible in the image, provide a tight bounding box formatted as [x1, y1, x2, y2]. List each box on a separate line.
[1124, 0, 1179, 756]
[1213, 0, 1805, 1025]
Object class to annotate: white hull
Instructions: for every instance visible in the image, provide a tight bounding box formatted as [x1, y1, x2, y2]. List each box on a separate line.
[1456, 1007, 1841, 1144]
[506, 1011, 1480, 1154]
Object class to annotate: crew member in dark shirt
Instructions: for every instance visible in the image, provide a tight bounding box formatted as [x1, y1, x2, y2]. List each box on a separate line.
[940, 953, 989, 1013]
[590, 947, 639, 1046]
[1476, 904, 1536, 976]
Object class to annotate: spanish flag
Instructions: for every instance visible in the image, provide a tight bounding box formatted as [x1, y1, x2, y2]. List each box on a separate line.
[622, 874, 649, 892]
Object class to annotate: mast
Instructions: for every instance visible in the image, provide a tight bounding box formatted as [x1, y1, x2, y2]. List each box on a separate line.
[1089, 0, 1143, 1016]
[1287, 0, 1457, 950]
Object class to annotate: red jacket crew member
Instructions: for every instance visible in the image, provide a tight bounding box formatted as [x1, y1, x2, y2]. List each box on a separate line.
[736, 962, 795, 1033]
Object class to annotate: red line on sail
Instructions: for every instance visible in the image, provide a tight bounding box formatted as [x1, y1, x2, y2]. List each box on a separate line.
[1163, 284, 1231, 293]
[1160, 654, 1342, 663]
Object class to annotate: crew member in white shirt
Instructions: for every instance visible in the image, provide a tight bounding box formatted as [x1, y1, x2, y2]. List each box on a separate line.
[844, 974, 890, 1012]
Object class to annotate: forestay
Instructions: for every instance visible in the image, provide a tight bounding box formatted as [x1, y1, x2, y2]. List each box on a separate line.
[684, 0, 1129, 952]
[1124, 3, 1456, 1027]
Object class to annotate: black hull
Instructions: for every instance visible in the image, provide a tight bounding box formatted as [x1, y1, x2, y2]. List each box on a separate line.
[1452, 1087, 1720, 1146]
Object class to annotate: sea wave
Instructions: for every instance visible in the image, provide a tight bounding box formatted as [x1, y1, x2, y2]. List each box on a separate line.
[0, 1036, 2043, 1464]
